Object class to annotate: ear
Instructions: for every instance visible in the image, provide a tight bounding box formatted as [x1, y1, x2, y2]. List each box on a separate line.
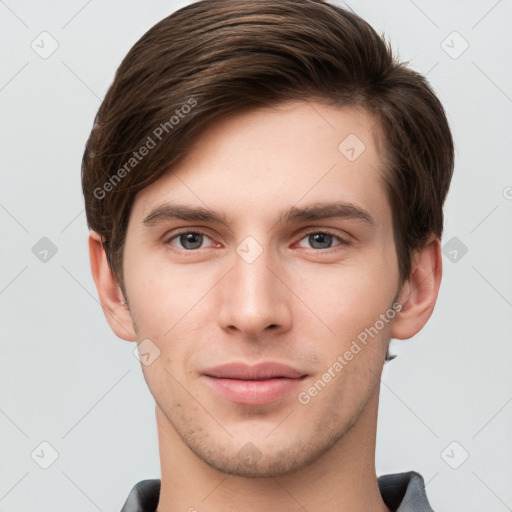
[88, 230, 137, 342]
[391, 237, 442, 340]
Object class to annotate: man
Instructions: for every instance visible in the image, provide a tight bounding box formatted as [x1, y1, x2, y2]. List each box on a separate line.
[82, 1, 454, 510]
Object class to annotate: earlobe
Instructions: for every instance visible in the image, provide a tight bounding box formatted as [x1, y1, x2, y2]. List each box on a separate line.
[390, 237, 442, 340]
[88, 230, 137, 342]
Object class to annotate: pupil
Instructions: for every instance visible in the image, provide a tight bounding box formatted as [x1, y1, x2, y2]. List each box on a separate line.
[310, 233, 332, 249]
[181, 232, 202, 249]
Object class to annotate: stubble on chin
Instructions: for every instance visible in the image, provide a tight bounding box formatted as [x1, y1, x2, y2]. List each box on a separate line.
[158, 396, 359, 478]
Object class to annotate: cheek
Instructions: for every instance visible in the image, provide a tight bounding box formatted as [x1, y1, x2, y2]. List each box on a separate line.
[129, 269, 201, 402]
[124, 248, 198, 333]
[294, 261, 395, 409]
[123, 254, 217, 374]
[291, 253, 398, 339]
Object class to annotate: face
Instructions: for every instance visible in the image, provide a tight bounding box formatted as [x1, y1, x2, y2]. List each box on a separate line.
[122, 100, 403, 477]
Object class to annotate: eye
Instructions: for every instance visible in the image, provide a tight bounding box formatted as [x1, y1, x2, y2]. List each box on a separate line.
[167, 231, 213, 251]
[297, 231, 348, 250]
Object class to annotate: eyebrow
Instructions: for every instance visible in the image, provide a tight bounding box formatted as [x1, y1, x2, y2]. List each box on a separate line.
[278, 203, 375, 228]
[143, 204, 229, 226]
[142, 201, 376, 229]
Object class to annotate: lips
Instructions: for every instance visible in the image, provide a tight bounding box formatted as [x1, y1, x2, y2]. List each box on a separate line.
[203, 362, 306, 380]
[202, 362, 308, 406]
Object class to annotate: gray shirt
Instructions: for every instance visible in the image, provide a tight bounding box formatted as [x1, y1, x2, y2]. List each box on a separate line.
[120, 471, 434, 511]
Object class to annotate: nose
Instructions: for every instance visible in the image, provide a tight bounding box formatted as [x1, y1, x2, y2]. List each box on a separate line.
[217, 243, 292, 339]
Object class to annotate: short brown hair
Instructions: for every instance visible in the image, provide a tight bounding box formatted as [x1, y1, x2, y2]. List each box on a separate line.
[82, 0, 454, 293]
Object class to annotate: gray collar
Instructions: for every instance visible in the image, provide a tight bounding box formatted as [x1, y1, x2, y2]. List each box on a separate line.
[120, 470, 434, 512]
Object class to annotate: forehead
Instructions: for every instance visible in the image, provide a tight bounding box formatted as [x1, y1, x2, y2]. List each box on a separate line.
[131, 100, 391, 230]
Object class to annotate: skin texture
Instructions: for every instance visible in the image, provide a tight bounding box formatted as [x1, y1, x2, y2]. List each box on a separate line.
[89, 100, 442, 512]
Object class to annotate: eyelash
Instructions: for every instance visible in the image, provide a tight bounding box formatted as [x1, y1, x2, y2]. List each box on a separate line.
[165, 229, 350, 252]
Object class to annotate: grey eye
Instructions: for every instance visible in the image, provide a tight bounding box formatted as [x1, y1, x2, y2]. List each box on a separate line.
[307, 233, 334, 249]
[177, 232, 204, 250]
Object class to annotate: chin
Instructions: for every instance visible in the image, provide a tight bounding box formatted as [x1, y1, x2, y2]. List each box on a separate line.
[199, 443, 315, 478]
[180, 418, 348, 479]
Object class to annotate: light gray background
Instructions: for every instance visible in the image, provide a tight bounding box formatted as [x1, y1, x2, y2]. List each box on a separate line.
[1, 1, 511, 511]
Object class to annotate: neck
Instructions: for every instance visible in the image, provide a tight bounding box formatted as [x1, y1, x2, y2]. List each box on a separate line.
[155, 388, 389, 512]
